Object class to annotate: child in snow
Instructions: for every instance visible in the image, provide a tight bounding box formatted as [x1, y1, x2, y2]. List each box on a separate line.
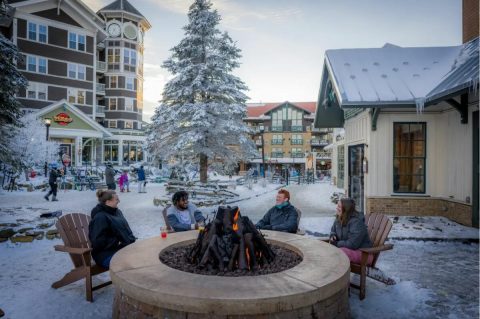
[119, 170, 130, 192]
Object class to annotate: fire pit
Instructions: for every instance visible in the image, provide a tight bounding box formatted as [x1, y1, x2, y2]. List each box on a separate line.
[110, 231, 350, 319]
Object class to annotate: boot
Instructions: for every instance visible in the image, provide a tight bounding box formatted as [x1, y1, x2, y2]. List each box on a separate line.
[44, 194, 49, 201]
[51, 196, 58, 202]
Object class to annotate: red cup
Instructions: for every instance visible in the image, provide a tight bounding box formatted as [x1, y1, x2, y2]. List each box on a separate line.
[161, 227, 167, 238]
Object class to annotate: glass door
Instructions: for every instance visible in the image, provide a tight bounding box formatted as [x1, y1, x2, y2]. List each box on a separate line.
[348, 144, 365, 213]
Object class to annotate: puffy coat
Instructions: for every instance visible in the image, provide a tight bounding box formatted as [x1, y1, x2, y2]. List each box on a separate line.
[330, 211, 372, 250]
[256, 202, 298, 233]
[88, 204, 135, 265]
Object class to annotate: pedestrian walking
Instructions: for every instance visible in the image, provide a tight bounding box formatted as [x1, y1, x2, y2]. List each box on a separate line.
[44, 165, 59, 201]
[105, 163, 116, 190]
[137, 165, 146, 193]
[119, 170, 130, 192]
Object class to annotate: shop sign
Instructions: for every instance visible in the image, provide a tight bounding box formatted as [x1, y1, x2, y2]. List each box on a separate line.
[53, 113, 73, 126]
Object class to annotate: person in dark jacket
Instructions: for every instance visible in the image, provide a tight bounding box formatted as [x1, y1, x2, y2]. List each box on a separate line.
[329, 198, 373, 264]
[105, 163, 116, 190]
[137, 165, 146, 193]
[167, 191, 205, 231]
[44, 167, 59, 201]
[88, 189, 136, 268]
[256, 189, 298, 233]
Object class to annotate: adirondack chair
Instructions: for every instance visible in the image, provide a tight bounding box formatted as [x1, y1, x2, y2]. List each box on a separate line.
[162, 205, 176, 233]
[295, 207, 305, 235]
[51, 213, 112, 302]
[350, 212, 394, 300]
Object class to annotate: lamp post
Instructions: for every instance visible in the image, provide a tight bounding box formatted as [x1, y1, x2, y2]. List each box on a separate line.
[44, 118, 51, 177]
[260, 126, 265, 178]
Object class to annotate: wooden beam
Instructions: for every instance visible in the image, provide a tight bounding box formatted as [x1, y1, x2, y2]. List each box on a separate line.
[446, 93, 468, 124]
[370, 108, 380, 131]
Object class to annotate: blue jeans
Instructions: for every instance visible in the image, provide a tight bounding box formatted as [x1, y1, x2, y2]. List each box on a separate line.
[101, 254, 114, 268]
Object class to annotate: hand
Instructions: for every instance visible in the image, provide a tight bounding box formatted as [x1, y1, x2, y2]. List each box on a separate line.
[329, 235, 337, 244]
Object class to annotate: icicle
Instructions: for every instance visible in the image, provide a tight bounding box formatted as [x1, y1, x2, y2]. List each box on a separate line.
[415, 98, 426, 114]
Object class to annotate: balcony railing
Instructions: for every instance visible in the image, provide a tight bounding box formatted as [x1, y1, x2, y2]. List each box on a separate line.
[271, 152, 284, 158]
[96, 105, 105, 117]
[291, 139, 303, 145]
[312, 127, 333, 133]
[291, 125, 303, 132]
[96, 61, 106, 73]
[96, 83, 105, 95]
[271, 126, 283, 132]
[291, 152, 304, 158]
[316, 151, 332, 159]
[311, 139, 330, 146]
[271, 139, 283, 145]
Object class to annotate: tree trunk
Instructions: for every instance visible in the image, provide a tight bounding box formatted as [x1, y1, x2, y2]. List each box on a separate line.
[200, 153, 208, 183]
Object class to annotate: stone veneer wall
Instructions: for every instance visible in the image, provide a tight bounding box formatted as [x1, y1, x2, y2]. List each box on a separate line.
[366, 197, 473, 227]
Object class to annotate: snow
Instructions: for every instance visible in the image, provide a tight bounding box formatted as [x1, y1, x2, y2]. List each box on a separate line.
[0, 181, 478, 318]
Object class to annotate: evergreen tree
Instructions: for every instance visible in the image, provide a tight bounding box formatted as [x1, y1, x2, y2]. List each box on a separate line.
[0, 33, 28, 163]
[147, 0, 257, 182]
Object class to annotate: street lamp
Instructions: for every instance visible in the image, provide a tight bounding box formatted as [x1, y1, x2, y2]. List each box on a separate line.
[260, 126, 265, 178]
[44, 118, 51, 177]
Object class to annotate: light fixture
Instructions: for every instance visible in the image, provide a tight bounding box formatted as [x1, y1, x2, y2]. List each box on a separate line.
[44, 118, 51, 126]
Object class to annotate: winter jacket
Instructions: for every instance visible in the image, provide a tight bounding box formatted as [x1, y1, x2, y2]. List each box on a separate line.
[49, 169, 59, 184]
[330, 211, 372, 250]
[137, 168, 145, 181]
[105, 167, 116, 185]
[167, 203, 205, 232]
[256, 202, 298, 233]
[119, 174, 128, 186]
[88, 204, 136, 266]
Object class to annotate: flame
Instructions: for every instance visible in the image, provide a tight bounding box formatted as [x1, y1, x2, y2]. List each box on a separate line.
[232, 209, 240, 232]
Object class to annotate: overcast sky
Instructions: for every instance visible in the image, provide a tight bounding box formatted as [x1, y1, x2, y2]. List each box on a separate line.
[83, 0, 462, 121]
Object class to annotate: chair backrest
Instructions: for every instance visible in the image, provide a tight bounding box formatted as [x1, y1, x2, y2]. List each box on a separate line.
[295, 207, 302, 231]
[364, 213, 393, 267]
[56, 213, 92, 268]
[162, 205, 175, 232]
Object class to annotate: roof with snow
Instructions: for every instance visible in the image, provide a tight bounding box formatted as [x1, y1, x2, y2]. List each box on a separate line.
[323, 38, 479, 109]
[246, 102, 316, 118]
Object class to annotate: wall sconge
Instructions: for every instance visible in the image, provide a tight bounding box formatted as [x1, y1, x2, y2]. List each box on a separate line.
[362, 157, 368, 174]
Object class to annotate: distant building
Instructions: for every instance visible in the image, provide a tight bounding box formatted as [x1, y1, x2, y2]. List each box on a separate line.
[314, 0, 479, 226]
[243, 101, 333, 177]
[1, 0, 150, 167]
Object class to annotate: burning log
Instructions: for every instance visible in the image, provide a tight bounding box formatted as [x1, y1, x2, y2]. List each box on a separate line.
[187, 206, 275, 271]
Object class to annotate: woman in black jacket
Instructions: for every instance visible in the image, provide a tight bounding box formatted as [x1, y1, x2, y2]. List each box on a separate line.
[88, 190, 136, 268]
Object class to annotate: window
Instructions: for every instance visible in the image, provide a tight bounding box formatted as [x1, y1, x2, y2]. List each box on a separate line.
[337, 145, 345, 188]
[38, 58, 47, 74]
[67, 88, 87, 104]
[27, 56, 47, 74]
[28, 56, 36, 72]
[271, 148, 283, 158]
[68, 64, 76, 78]
[109, 76, 118, 88]
[393, 123, 426, 193]
[77, 90, 85, 104]
[271, 134, 283, 145]
[67, 88, 76, 103]
[104, 139, 119, 163]
[126, 77, 134, 90]
[108, 48, 121, 71]
[78, 65, 86, 80]
[68, 64, 86, 80]
[28, 22, 47, 43]
[69, 32, 86, 51]
[123, 49, 137, 72]
[125, 98, 134, 111]
[39, 25, 47, 43]
[291, 134, 303, 145]
[109, 98, 117, 110]
[28, 22, 36, 41]
[291, 147, 303, 158]
[125, 121, 133, 129]
[26, 82, 47, 100]
[108, 120, 117, 128]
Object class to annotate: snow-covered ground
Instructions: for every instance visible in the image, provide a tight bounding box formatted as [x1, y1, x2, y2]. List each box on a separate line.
[0, 181, 478, 318]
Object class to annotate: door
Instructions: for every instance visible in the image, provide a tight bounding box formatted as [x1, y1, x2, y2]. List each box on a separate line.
[473, 111, 479, 227]
[348, 144, 365, 213]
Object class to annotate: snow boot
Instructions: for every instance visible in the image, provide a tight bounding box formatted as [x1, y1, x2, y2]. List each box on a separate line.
[51, 196, 58, 202]
[44, 194, 49, 201]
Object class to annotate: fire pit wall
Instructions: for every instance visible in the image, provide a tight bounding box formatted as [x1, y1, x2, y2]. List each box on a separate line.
[110, 231, 351, 319]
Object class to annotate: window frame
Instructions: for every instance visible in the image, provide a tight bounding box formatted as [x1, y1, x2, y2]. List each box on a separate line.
[393, 122, 427, 194]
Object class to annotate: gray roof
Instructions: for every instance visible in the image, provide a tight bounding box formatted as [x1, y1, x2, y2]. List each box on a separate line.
[426, 37, 479, 103]
[98, 0, 145, 19]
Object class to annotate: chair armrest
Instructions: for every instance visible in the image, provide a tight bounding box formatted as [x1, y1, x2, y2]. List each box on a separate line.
[359, 244, 394, 254]
[318, 237, 330, 243]
[54, 245, 92, 255]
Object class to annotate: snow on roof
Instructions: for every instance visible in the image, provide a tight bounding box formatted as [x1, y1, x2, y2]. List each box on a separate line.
[246, 102, 316, 118]
[324, 40, 478, 109]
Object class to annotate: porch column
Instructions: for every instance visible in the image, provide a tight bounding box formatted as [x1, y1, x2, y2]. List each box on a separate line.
[75, 136, 82, 167]
[118, 139, 123, 166]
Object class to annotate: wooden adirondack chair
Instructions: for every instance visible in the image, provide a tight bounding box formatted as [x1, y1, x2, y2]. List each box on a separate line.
[52, 213, 112, 302]
[350, 212, 394, 300]
[162, 205, 176, 233]
[295, 207, 305, 235]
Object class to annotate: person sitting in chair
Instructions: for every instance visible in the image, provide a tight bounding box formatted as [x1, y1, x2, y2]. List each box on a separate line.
[167, 190, 206, 232]
[88, 190, 136, 268]
[255, 189, 298, 233]
[329, 198, 373, 264]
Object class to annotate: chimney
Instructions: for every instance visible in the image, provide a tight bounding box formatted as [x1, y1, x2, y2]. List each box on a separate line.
[463, 0, 479, 43]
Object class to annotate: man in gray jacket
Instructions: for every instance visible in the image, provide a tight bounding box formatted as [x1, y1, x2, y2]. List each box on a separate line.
[167, 191, 206, 231]
[256, 189, 298, 233]
[105, 163, 116, 190]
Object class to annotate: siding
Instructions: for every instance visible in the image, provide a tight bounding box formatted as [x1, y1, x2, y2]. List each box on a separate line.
[48, 60, 67, 77]
[48, 86, 67, 100]
[48, 27, 68, 47]
[17, 19, 26, 38]
[24, 72, 93, 90]
[18, 39, 93, 66]
[32, 9, 82, 27]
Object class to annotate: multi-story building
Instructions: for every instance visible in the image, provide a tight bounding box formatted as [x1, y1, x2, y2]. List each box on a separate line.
[244, 101, 333, 176]
[1, 0, 150, 167]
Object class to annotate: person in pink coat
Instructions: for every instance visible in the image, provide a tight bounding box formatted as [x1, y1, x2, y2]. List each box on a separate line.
[119, 170, 130, 192]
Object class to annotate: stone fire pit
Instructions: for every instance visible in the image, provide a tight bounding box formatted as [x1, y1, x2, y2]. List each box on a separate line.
[110, 230, 350, 319]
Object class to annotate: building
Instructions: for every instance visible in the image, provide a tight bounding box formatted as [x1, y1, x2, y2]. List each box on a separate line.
[314, 0, 479, 226]
[244, 101, 333, 177]
[1, 0, 150, 167]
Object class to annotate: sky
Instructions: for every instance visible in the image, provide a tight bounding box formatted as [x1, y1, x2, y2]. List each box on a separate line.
[83, 0, 462, 121]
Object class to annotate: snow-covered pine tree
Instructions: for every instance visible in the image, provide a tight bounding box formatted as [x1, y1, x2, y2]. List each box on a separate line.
[147, 0, 257, 183]
[7, 113, 60, 174]
[0, 33, 28, 164]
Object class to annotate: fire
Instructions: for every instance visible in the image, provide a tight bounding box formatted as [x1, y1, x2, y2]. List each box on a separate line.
[232, 209, 240, 232]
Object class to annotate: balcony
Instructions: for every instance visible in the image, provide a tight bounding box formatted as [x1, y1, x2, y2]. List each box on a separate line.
[96, 105, 106, 117]
[255, 139, 262, 146]
[291, 139, 303, 145]
[291, 152, 304, 158]
[271, 126, 283, 132]
[96, 61, 106, 73]
[96, 83, 105, 95]
[271, 152, 284, 158]
[291, 125, 303, 132]
[312, 127, 333, 133]
[271, 139, 283, 145]
[316, 151, 332, 159]
[311, 139, 330, 146]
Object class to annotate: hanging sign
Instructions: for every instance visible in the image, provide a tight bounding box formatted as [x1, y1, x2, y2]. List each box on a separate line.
[53, 113, 73, 126]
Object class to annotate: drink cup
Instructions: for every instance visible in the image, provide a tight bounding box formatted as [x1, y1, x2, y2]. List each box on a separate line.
[161, 226, 167, 238]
